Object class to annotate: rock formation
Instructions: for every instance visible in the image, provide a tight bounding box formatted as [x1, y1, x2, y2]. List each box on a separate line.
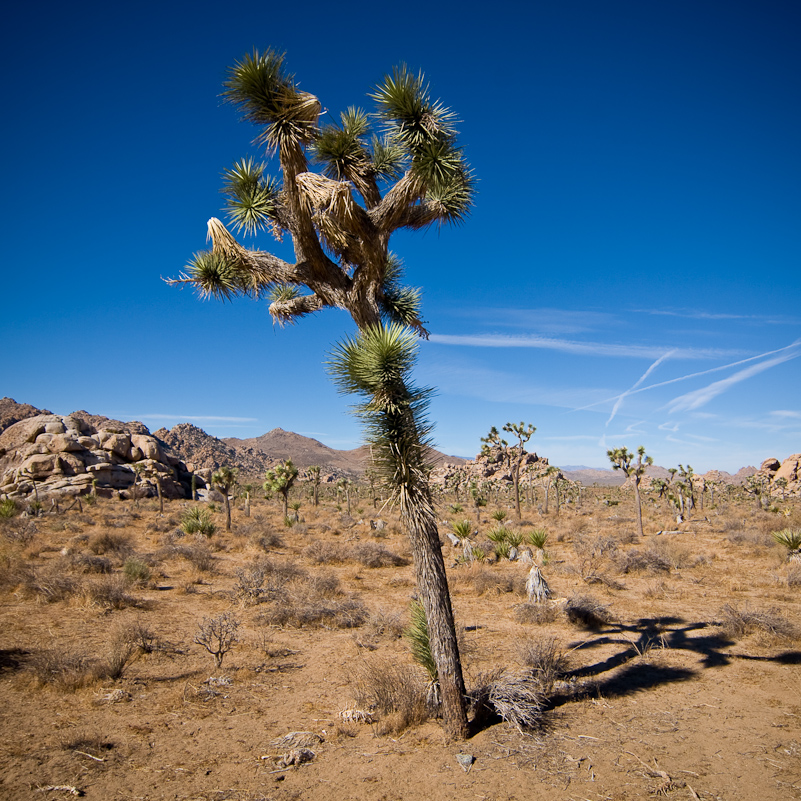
[0, 412, 192, 501]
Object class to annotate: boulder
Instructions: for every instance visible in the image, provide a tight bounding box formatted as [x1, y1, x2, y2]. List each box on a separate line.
[761, 458, 781, 474]
[102, 433, 132, 458]
[775, 455, 800, 484]
[47, 433, 85, 454]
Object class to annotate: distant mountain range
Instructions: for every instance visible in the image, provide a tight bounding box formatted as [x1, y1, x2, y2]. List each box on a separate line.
[0, 398, 762, 486]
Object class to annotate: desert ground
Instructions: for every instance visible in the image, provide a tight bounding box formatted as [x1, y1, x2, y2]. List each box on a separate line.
[1, 488, 799, 801]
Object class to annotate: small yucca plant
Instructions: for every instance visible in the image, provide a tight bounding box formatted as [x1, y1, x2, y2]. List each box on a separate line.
[404, 599, 438, 686]
[487, 526, 511, 544]
[773, 527, 801, 555]
[452, 520, 473, 540]
[506, 530, 524, 548]
[181, 507, 216, 537]
[491, 510, 507, 523]
[528, 529, 548, 549]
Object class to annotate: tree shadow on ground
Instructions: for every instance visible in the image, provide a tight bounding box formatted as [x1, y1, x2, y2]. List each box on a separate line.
[545, 615, 801, 708]
[0, 648, 30, 673]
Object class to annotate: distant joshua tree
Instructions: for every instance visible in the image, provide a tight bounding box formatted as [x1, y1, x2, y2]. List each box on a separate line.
[307, 465, 321, 507]
[212, 466, 238, 531]
[264, 459, 299, 517]
[607, 446, 652, 538]
[482, 422, 536, 519]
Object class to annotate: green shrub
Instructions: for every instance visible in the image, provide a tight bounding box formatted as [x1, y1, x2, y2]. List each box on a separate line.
[451, 520, 473, 539]
[180, 506, 216, 537]
[123, 557, 151, 584]
[0, 498, 18, 518]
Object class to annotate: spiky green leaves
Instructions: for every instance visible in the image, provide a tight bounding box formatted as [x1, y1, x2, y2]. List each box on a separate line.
[405, 599, 438, 683]
[371, 65, 475, 224]
[223, 49, 320, 154]
[314, 107, 372, 182]
[221, 158, 282, 235]
[186, 251, 248, 301]
[379, 255, 423, 329]
[371, 66, 458, 149]
[327, 323, 434, 488]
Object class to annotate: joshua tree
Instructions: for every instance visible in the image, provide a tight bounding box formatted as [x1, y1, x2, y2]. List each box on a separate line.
[541, 465, 558, 514]
[307, 465, 321, 507]
[336, 477, 353, 515]
[469, 481, 488, 526]
[607, 446, 652, 538]
[329, 325, 467, 732]
[212, 465, 238, 531]
[169, 50, 473, 738]
[482, 422, 536, 519]
[264, 459, 299, 518]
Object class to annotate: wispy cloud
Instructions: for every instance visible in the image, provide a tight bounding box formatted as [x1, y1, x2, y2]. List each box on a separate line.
[444, 307, 618, 335]
[770, 410, 801, 420]
[606, 349, 676, 425]
[571, 339, 801, 413]
[429, 333, 736, 360]
[666, 350, 800, 413]
[633, 308, 801, 325]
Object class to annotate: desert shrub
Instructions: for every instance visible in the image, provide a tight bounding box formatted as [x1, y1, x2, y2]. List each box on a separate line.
[451, 520, 473, 539]
[83, 575, 138, 610]
[28, 645, 93, 690]
[260, 569, 366, 629]
[23, 561, 79, 603]
[617, 547, 673, 574]
[727, 529, 774, 547]
[719, 604, 799, 641]
[568, 533, 618, 584]
[195, 612, 240, 668]
[71, 554, 113, 574]
[0, 518, 37, 544]
[786, 562, 801, 587]
[364, 608, 404, 640]
[123, 557, 152, 584]
[251, 530, 284, 551]
[514, 601, 561, 625]
[565, 594, 612, 629]
[518, 636, 569, 694]
[180, 507, 216, 537]
[119, 619, 160, 654]
[234, 561, 270, 604]
[303, 540, 345, 564]
[88, 530, 132, 557]
[354, 657, 430, 734]
[95, 628, 137, 680]
[351, 542, 408, 568]
[166, 543, 215, 573]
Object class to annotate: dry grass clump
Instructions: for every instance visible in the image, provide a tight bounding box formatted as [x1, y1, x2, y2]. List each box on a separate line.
[88, 530, 133, 558]
[303, 540, 346, 564]
[514, 601, 561, 625]
[726, 529, 774, 548]
[354, 657, 430, 734]
[27, 644, 93, 690]
[70, 553, 113, 574]
[351, 542, 409, 568]
[259, 569, 367, 629]
[363, 608, 405, 640]
[83, 575, 139, 610]
[159, 541, 216, 573]
[250, 529, 284, 551]
[19, 560, 80, 603]
[470, 668, 544, 732]
[565, 593, 612, 629]
[453, 564, 524, 596]
[617, 546, 673, 574]
[719, 604, 799, 641]
[518, 636, 569, 693]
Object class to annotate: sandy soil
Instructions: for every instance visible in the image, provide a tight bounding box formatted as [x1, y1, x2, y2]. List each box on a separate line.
[1, 491, 799, 801]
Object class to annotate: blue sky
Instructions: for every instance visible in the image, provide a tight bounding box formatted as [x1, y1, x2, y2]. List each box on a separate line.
[2, 0, 799, 472]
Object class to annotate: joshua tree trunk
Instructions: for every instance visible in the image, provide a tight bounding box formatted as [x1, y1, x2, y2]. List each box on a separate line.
[512, 462, 522, 519]
[224, 493, 232, 531]
[156, 475, 164, 515]
[633, 478, 644, 538]
[401, 483, 468, 739]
